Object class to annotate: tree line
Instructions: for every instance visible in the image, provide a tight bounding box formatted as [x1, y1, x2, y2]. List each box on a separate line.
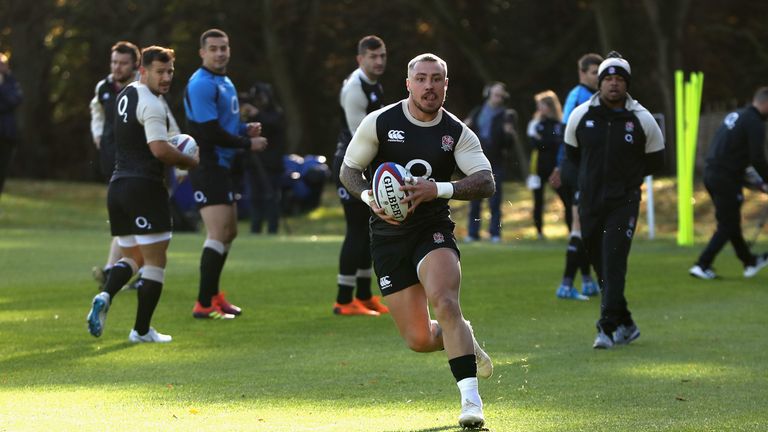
[1, 0, 766, 181]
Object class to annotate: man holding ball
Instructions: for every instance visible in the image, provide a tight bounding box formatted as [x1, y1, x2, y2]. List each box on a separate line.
[340, 53, 495, 429]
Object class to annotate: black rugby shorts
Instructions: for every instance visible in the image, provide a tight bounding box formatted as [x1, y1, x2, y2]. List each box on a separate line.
[189, 164, 235, 208]
[107, 177, 172, 236]
[371, 220, 460, 296]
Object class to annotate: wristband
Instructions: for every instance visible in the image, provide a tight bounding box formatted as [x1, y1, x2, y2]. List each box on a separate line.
[435, 182, 454, 199]
[360, 190, 374, 207]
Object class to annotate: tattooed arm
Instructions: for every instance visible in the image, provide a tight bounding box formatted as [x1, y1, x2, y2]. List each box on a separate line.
[339, 163, 370, 202]
[401, 169, 494, 209]
[452, 170, 495, 200]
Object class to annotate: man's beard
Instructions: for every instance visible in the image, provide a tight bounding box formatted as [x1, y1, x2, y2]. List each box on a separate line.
[412, 93, 444, 115]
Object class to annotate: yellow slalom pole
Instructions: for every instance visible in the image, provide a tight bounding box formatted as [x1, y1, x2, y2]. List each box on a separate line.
[675, 71, 686, 245]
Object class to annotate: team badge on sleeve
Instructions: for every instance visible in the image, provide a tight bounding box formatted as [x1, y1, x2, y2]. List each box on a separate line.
[433, 232, 445, 244]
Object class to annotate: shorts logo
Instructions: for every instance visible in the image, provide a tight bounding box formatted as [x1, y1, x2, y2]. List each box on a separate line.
[369, 93, 378, 103]
[724, 112, 739, 130]
[586, 120, 595, 128]
[441, 135, 455, 152]
[337, 186, 350, 200]
[626, 216, 636, 238]
[135, 216, 151, 230]
[379, 276, 392, 290]
[388, 130, 405, 142]
[433, 232, 445, 244]
[625, 121, 635, 132]
[194, 191, 207, 203]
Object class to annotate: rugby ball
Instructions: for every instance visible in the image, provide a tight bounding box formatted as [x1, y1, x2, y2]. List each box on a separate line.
[169, 133, 198, 157]
[372, 162, 410, 222]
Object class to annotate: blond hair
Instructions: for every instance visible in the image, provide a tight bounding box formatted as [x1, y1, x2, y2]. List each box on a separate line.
[534, 90, 563, 122]
[407, 53, 448, 78]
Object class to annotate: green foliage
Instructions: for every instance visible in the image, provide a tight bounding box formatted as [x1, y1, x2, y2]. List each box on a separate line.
[5, 1, 768, 180]
[1, 180, 767, 431]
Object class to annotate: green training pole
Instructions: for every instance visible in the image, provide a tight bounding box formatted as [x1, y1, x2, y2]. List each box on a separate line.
[688, 73, 704, 245]
[675, 70, 690, 245]
[676, 71, 704, 246]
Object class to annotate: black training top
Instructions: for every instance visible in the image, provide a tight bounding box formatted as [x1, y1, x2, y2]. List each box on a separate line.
[705, 105, 768, 181]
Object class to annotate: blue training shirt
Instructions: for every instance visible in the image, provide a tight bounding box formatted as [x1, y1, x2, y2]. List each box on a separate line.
[557, 83, 596, 165]
[184, 67, 247, 169]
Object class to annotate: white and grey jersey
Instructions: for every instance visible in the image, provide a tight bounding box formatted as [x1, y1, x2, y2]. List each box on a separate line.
[335, 68, 384, 157]
[345, 99, 491, 235]
[111, 82, 171, 183]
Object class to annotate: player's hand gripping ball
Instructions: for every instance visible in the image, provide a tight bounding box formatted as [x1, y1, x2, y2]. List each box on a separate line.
[372, 162, 411, 222]
[169, 134, 198, 177]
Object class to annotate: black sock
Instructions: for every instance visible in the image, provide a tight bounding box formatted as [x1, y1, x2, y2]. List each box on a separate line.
[336, 274, 355, 304]
[355, 273, 372, 301]
[563, 236, 580, 280]
[576, 237, 591, 277]
[448, 354, 478, 382]
[198, 247, 225, 307]
[134, 279, 162, 335]
[104, 261, 135, 301]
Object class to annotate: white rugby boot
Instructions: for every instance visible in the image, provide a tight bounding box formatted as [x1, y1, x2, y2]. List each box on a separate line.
[128, 327, 172, 343]
[458, 398, 485, 429]
[466, 320, 493, 379]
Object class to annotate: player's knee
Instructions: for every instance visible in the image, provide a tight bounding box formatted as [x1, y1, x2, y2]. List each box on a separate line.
[431, 296, 461, 321]
[405, 332, 435, 353]
[228, 224, 238, 242]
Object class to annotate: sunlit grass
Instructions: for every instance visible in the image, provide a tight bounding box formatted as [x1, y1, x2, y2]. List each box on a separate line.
[1, 179, 768, 431]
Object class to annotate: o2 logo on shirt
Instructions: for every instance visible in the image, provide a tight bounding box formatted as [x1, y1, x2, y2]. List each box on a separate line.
[230, 95, 240, 115]
[404, 159, 433, 180]
[117, 95, 129, 123]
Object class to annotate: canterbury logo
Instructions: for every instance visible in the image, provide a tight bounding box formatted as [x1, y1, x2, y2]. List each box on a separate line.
[388, 130, 405, 141]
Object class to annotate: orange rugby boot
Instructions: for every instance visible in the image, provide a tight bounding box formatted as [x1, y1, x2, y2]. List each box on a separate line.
[333, 300, 380, 316]
[212, 292, 242, 316]
[357, 296, 389, 314]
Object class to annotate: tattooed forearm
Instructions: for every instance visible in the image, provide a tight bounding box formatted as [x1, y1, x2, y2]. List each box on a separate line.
[340, 163, 370, 200]
[452, 170, 495, 201]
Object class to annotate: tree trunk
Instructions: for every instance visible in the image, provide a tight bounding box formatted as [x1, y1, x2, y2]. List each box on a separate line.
[423, 0, 494, 82]
[641, 0, 691, 173]
[8, 0, 55, 178]
[592, 0, 624, 52]
[261, 0, 304, 155]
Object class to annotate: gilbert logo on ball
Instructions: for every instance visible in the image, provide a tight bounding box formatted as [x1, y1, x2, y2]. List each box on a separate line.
[372, 162, 410, 222]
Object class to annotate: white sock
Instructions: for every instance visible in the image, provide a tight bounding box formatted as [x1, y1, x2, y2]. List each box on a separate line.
[570, 229, 582, 239]
[457, 377, 482, 407]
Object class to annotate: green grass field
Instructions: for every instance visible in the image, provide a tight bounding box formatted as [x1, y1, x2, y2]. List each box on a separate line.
[1, 179, 767, 431]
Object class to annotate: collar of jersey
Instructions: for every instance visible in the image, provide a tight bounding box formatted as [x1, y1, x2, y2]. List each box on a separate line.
[401, 99, 443, 127]
[589, 92, 640, 111]
[201, 66, 227, 77]
[355, 68, 378, 85]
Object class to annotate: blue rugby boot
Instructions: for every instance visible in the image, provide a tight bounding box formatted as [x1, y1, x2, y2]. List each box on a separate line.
[556, 285, 589, 301]
[87, 292, 110, 337]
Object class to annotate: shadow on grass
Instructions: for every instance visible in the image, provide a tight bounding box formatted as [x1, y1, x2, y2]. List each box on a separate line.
[383, 425, 485, 432]
[0, 339, 134, 372]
